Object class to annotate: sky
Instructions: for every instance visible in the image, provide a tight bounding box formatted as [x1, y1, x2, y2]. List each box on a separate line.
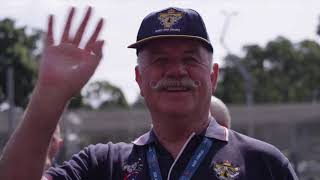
[0, 0, 319, 104]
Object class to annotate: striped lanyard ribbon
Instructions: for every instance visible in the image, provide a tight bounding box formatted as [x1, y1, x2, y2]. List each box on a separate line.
[147, 137, 212, 180]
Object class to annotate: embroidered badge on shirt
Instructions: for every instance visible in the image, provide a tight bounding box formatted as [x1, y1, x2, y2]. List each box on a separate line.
[158, 8, 183, 29]
[213, 160, 240, 180]
[123, 158, 143, 180]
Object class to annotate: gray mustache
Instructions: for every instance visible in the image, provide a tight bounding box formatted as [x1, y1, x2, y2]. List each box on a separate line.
[150, 78, 201, 91]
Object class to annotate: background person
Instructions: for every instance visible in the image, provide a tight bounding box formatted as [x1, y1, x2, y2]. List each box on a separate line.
[210, 96, 231, 128]
[44, 125, 63, 171]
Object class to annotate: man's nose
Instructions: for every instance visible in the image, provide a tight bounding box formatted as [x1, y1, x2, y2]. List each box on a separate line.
[164, 61, 188, 78]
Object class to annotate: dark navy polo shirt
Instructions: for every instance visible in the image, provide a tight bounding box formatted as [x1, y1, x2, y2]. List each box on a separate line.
[45, 117, 298, 180]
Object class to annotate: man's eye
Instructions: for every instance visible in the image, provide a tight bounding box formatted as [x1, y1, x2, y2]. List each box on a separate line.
[152, 58, 167, 65]
[184, 58, 199, 65]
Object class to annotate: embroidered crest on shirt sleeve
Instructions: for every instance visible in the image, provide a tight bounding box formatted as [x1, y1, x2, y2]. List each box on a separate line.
[123, 158, 144, 180]
[213, 160, 240, 180]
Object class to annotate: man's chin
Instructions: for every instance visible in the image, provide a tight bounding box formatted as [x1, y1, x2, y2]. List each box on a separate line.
[158, 104, 194, 116]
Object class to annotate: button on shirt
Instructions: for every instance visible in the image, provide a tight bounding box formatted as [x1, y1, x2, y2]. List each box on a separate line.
[46, 117, 298, 180]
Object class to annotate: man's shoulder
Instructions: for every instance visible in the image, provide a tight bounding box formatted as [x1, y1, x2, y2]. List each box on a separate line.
[84, 142, 135, 158]
[227, 130, 288, 164]
[45, 142, 139, 179]
[224, 130, 298, 179]
[88, 142, 134, 151]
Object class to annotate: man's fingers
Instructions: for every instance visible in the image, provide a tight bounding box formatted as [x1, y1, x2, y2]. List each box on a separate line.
[91, 40, 104, 59]
[61, 7, 75, 43]
[84, 18, 104, 51]
[46, 15, 54, 46]
[48, 6, 102, 52]
[72, 6, 92, 46]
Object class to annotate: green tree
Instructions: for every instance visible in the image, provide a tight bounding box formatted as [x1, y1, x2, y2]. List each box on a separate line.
[216, 36, 320, 103]
[0, 84, 4, 102]
[68, 93, 88, 109]
[83, 81, 129, 109]
[0, 18, 40, 107]
[317, 16, 320, 37]
[131, 95, 146, 108]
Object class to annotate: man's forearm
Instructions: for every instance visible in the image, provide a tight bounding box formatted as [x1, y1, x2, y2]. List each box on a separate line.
[0, 86, 69, 180]
[0, 6, 104, 179]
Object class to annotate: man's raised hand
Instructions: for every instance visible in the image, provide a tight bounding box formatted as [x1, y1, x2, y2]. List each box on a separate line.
[38, 7, 104, 101]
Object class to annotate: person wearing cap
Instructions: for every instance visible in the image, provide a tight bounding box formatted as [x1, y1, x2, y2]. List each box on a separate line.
[0, 7, 298, 180]
[210, 96, 231, 128]
[44, 125, 63, 171]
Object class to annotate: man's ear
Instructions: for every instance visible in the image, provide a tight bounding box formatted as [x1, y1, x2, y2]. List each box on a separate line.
[210, 63, 219, 95]
[135, 66, 144, 97]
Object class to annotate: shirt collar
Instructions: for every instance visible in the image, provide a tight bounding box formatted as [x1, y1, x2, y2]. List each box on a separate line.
[132, 116, 229, 146]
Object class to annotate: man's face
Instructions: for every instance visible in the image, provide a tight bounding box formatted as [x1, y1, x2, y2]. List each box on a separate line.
[135, 38, 218, 117]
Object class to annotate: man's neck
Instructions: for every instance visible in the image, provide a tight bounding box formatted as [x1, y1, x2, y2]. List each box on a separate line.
[152, 115, 210, 158]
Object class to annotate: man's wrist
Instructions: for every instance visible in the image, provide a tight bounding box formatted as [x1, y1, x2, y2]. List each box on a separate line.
[33, 84, 72, 106]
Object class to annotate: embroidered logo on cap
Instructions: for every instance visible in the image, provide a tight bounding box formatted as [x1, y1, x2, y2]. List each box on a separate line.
[158, 8, 183, 29]
[213, 160, 240, 180]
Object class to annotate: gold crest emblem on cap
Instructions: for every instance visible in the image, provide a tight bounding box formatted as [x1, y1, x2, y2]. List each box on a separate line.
[213, 160, 240, 180]
[158, 8, 184, 28]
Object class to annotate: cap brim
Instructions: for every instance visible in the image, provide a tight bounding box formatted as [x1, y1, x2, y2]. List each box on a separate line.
[128, 35, 213, 52]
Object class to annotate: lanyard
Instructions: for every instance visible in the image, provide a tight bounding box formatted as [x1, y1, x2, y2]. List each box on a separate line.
[147, 137, 212, 180]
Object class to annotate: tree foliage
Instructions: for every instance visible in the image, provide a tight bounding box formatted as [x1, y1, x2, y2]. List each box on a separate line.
[131, 95, 146, 109]
[68, 93, 88, 109]
[0, 18, 40, 107]
[216, 36, 320, 104]
[317, 16, 320, 37]
[82, 81, 129, 109]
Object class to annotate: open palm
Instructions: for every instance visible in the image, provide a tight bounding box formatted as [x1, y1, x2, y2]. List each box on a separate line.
[38, 7, 104, 100]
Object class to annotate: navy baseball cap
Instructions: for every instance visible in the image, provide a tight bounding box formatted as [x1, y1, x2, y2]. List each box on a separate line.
[128, 7, 213, 53]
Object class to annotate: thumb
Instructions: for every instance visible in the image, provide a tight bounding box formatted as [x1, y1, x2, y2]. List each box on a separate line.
[91, 40, 104, 60]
